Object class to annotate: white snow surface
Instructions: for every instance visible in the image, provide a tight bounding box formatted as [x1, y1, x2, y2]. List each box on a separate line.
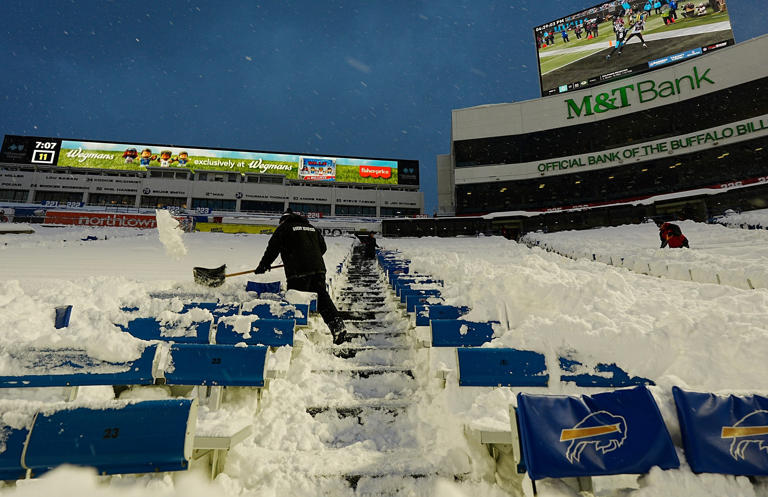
[0, 221, 768, 496]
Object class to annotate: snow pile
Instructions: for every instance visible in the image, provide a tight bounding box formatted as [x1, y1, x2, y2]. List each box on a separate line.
[155, 210, 187, 259]
[521, 220, 768, 289]
[381, 227, 768, 496]
[3, 223, 768, 496]
[714, 208, 768, 230]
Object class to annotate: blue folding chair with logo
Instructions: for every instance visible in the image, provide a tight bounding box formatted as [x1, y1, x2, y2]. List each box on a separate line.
[508, 385, 679, 495]
[673, 387, 768, 476]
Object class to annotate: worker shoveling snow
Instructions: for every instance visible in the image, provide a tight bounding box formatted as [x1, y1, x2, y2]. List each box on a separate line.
[155, 209, 188, 259]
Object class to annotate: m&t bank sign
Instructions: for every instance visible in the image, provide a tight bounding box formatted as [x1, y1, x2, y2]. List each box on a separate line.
[565, 66, 714, 119]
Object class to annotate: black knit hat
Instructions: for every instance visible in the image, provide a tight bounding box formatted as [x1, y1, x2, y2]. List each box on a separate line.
[279, 208, 293, 224]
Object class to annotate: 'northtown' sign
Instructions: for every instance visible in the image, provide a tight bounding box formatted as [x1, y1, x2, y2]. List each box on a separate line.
[565, 66, 714, 119]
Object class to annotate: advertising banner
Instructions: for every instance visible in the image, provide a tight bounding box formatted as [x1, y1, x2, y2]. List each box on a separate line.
[44, 211, 187, 229]
[195, 223, 277, 234]
[456, 113, 768, 183]
[533, 0, 734, 97]
[1, 135, 419, 186]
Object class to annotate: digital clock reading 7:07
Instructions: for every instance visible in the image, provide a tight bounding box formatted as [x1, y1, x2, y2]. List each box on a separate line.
[35, 141, 57, 149]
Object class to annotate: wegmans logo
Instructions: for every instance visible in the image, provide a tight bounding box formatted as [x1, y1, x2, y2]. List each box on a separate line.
[565, 66, 714, 119]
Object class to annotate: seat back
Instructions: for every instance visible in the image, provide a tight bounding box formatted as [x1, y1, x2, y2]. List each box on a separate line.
[240, 302, 307, 326]
[22, 399, 197, 477]
[0, 345, 158, 388]
[164, 344, 267, 387]
[400, 287, 441, 305]
[180, 302, 239, 322]
[559, 354, 653, 387]
[430, 320, 496, 347]
[245, 281, 282, 296]
[54, 305, 73, 329]
[215, 319, 294, 346]
[515, 385, 679, 480]
[118, 318, 212, 343]
[414, 304, 470, 326]
[457, 348, 548, 387]
[284, 290, 318, 313]
[0, 427, 30, 480]
[673, 387, 768, 475]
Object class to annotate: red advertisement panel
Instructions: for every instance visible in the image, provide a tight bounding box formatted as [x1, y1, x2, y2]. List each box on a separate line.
[45, 211, 161, 229]
[359, 166, 392, 179]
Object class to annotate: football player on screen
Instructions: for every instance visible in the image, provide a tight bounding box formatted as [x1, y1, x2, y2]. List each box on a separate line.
[623, 13, 648, 49]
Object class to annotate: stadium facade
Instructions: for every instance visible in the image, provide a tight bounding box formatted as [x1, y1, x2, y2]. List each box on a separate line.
[434, 33, 768, 237]
[0, 137, 423, 221]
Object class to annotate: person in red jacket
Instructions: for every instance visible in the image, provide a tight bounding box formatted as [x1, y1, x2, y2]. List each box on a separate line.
[659, 222, 689, 248]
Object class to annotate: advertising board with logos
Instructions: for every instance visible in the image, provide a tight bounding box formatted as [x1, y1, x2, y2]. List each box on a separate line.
[0, 136, 420, 187]
[533, 0, 734, 97]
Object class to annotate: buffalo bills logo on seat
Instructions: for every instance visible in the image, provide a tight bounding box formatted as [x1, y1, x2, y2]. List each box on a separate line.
[560, 411, 628, 463]
[721, 410, 768, 460]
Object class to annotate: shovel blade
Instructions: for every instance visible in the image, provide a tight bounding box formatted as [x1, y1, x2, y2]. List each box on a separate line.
[193, 264, 226, 287]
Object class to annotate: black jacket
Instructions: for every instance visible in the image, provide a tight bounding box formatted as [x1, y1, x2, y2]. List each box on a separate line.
[259, 213, 327, 279]
[356, 233, 378, 258]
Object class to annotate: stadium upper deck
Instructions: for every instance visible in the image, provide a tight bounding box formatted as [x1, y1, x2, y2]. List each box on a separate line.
[440, 33, 768, 232]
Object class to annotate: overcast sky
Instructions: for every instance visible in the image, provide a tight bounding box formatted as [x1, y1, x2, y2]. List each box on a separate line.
[1, 0, 764, 213]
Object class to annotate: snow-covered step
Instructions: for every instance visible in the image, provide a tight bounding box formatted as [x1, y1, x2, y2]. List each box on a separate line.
[337, 310, 389, 321]
[331, 345, 411, 362]
[338, 289, 386, 295]
[310, 366, 414, 379]
[280, 447, 472, 477]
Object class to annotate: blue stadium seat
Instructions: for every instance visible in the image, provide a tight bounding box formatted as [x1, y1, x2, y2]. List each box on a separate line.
[241, 302, 308, 326]
[0, 345, 158, 388]
[284, 290, 318, 314]
[515, 386, 679, 482]
[399, 287, 441, 304]
[117, 317, 212, 343]
[405, 291, 444, 312]
[291, 303, 310, 325]
[457, 348, 549, 387]
[215, 319, 294, 347]
[245, 281, 281, 295]
[390, 274, 433, 293]
[180, 302, 239, 322]
[22, 399, 197, 477]
[559, 355, 654, 387]
[430, 319, 497, 347]
[54, 305, 73, 329]
[414, 304, 471, 326]
[673, 387, 768, 475]
[0, 427, 30, 480]
[394, 279, 443, 297]
[163, 344, 267, 387]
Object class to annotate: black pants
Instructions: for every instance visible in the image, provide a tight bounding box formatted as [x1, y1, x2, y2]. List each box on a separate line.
[287, 272, 343, 332]
[625, 32, 645, 45]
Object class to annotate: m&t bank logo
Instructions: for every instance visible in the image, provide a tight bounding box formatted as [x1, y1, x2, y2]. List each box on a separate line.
[564, 66, 714, 119]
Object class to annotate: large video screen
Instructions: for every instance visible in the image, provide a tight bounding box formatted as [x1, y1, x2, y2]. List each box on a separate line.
[0, 135, 420, 186]
[534, 0, 734, 97]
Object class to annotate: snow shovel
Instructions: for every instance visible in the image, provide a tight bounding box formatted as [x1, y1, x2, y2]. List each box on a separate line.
[193, 264, 284, 288]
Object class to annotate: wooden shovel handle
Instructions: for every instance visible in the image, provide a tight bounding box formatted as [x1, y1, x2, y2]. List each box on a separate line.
[225, 264, 283, 278]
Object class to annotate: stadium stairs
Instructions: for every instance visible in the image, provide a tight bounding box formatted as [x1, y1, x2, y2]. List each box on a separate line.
[297, 244, 471, 493]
